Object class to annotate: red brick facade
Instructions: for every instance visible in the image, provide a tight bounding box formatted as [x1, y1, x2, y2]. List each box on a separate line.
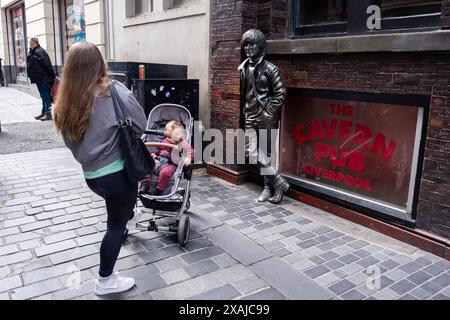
[210, 0, 450, 239]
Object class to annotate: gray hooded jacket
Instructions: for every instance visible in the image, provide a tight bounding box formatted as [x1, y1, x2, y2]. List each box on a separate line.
[63, 82, 147, 172]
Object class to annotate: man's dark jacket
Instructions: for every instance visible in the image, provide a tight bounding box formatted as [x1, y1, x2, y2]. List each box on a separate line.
[239, 56, 287, 129]
[27, 46, 55, 84]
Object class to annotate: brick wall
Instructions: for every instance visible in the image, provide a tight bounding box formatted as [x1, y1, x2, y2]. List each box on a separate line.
[210, 0, 450, 239]
[442, 0, 450, 28]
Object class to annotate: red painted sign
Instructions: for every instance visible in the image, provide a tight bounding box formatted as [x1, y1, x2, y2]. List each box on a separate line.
[280, 96, 420, 210]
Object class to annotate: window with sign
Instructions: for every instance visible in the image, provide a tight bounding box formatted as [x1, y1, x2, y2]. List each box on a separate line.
[11, 5, 27, 82]
[60, 0, 86, 51]
[279, 89, 428, 222]
[289, 0, 443, 37]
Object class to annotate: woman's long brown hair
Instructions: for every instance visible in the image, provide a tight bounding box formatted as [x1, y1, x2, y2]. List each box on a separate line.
[53, 42, 109, 142]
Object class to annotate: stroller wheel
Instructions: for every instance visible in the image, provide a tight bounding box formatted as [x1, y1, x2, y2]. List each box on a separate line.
[177, 215, 190, 246]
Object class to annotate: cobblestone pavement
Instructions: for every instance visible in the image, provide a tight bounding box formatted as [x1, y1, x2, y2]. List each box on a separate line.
[0, 147, 449, 300]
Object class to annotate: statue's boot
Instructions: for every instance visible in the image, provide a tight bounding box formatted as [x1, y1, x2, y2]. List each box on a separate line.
[268, 174, 290, 204]
[258, 177, 273, 202]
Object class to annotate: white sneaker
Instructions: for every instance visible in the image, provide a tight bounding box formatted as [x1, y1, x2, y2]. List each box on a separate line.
[126, 207, 142, 231]
[94, 272, 135, 296]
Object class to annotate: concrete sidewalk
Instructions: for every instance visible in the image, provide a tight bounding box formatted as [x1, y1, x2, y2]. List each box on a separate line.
[0, 87, 42, 125]
[0, 147, 449, 300]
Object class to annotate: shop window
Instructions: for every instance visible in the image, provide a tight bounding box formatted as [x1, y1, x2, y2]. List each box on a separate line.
[289, 0, 442, 37]
[172, 0, 199, 8]
[11, 4, 27, 82]
[60, 0, 86, 50]
[279, 89, 428, 222]
[126, 0, 153, 18]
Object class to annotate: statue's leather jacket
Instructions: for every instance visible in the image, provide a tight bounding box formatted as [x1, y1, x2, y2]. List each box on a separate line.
[238, 56, 287, 129]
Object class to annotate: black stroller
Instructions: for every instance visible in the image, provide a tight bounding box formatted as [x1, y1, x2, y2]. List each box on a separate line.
[133, 103, 193, 246]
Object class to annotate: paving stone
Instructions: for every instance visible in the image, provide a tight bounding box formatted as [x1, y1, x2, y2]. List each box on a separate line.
[3, 216, 35, 228]
[356, 256, 380, 268]
[432, 273, 450, 288]
[0, 276, 23, 293]
[297, 239, 320, 249]
[12, 278, 63, 300]
[422, 261, 450, 276]
[241, 288, 285, 300]
[398, 294, 418, 300]
[324, 259, 345, 270]
[317, 242, 338, 251]
[0, 244, 19, 257]
[315, 272, 341, 287]
[371, 288, 401, 300]
[212, 254, 238, 269]
[188, 284, 240, 300]
[0, 251, 34, 267]
[398, 261, 422, 274]
[49, 244, 98, 265]
[304, 265, 330, 279]
[155, 257, 188, 273]
[183, 237, 213, 252]
[35, 240, 77, 257]
[414, 256, 434, 267]
[150, 281, 193, 300]
[75, 233, 104, 247]
[311, 226, 334, 235]
[43, 230, 78, 245]
[347, 272, 369, 286]
[319, 251, 340, 261]
[407, 270, 433, 285]
[121, 268, 166, 295]
[328, 279, 355, 295]
[184, 259, 221, 278]
[161, 269, 191, 285]
[0, 227, 20, 238]
[296, 232, 316, 241]
[20, 220, 53, 233]
[410, 287, 433, 300]
[431, 293, 450, 300]
[332, 245, 354, 255]
[341, 289, 365, 300]
[292, 259, 315, 272]
[203, 225, 271, 266]
[53, 280, 95, 300]
[139, 245, 185, 264]
[353, 249, 371, 259]
[19, 239, 41, 250]
[380, 259, 401, 270]
[142, 238, 165, 251]
[114, 255, 145, 272]
[419, 281, 444, 295]
[280, 229, 301, 237]
[348, 240, 369, 250]
[389, 279, 416, 295]
[337, 253, 360, 265]
[233, 275, 268, 294]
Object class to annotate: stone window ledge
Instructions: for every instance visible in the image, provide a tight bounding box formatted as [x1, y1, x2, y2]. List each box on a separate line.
[267, 30, 450, 54]
[124, 2, 206, 28]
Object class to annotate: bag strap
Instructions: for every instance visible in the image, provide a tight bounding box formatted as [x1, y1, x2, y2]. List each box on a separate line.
[110, 80, 132, 128]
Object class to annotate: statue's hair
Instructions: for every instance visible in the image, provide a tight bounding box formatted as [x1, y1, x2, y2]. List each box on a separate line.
[241, 29, 266, 52]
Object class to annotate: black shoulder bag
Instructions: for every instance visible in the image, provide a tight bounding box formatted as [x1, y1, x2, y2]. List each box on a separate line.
[109, 80, 154, 184]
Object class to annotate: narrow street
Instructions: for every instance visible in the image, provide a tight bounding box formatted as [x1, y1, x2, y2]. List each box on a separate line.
[0, 87, 449, 300]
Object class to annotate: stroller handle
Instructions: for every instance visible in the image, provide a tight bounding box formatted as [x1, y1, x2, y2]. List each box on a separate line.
[144, 142, 179, 150]
[144, 129, 164, 136]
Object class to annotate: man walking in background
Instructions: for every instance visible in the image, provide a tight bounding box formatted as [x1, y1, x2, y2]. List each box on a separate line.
[27, 37, 56, 121]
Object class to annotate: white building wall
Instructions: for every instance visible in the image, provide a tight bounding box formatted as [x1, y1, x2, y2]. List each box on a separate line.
[108, 0, 211, 126]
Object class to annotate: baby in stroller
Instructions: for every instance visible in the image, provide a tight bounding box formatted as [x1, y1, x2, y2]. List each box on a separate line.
[140, 120, 194, 196]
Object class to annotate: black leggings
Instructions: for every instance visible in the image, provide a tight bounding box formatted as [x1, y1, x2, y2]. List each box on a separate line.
[85, 169, 137, 277]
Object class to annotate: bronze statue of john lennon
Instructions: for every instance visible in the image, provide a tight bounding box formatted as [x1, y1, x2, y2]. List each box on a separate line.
[239, 29, 290, 204]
